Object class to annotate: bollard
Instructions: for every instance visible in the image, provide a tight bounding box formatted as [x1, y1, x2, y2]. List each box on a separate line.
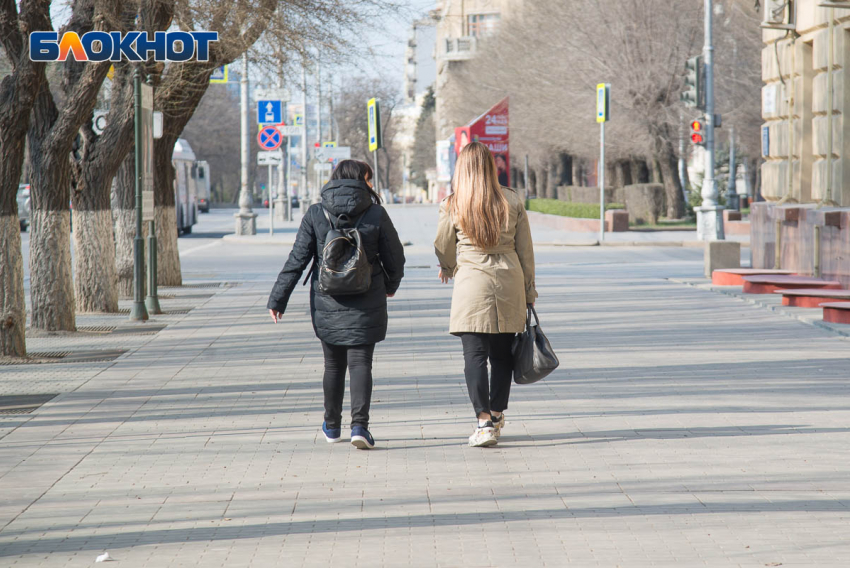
[813, 225, 822, 278]
[145, 220, 162, 315]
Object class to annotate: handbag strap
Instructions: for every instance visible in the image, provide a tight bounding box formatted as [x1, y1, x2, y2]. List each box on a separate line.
[528, 305, 541, 329]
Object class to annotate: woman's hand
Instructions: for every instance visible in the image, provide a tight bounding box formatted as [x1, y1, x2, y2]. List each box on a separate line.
[387, 294, 395, 298]
[438, 268, 452, 284]
[269, 309, 282, 323]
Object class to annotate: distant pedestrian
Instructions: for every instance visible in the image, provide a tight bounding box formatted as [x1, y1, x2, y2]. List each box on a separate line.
[434, 142, 537, 447]
[268, 160, 405, 449]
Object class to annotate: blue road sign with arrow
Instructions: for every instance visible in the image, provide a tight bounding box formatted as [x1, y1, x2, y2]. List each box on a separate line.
[257, 100, 282, 125]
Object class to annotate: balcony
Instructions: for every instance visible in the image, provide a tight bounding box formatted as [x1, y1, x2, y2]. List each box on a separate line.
[442, 36, 478, 61]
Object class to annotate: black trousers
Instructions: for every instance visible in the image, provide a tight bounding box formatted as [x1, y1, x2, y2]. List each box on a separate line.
[321, 341, 376, 429]
[459, 333, 515, 418]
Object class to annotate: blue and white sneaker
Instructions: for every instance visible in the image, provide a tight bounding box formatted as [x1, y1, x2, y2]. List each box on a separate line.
[322, 422, 342, 443]
[350, 426, 375, 449]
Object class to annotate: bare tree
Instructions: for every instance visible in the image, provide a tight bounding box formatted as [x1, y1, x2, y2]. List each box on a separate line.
[410, 86, 436, 190]
[26, 0, 120, 331]
[333, 75, 403, 192]
[0, 0, 51, 356]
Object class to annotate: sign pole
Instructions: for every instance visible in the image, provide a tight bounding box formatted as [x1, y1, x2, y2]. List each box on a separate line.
[268, 164, 274, 236]
[130, 69, 148, 322]
[599, 121, 605, 243]
[596, 83, 610, 244]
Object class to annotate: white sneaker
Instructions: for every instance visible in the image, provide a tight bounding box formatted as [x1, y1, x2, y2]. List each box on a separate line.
[468, 422, 498, 447]
[490, 413, 505, 439]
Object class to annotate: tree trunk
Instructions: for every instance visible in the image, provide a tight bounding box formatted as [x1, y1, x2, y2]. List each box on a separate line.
[573, 161, 584, 186]
[615, 160, 633, 188]
[72, 170, 118, 312]
[28, 160, 76, 331]
[528, 169, 537, 197]
[153, 135, 182, 286]
[536, 165, 550, 199]
[631, 158, 650, 184]
[548, 152, 572, 197]
[651, 159, 663, 184]
[0, 214, 26, 358]
[657, 144, 685, 219]
[28, 84, 77, 331]
[0, 92, 31, 357]
[113, 152, 136, 297]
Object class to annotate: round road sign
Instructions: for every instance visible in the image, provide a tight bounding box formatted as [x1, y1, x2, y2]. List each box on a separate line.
[258, 126, 282, 151]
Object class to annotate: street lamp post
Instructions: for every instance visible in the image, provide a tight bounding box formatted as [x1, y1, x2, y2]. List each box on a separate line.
[129, 69, 149, 322]
[234, 52, 257, 235]
[696, 0, 725, 240]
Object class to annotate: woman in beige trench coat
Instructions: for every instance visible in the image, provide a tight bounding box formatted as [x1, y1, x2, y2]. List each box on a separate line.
[434, 142, 537, 447]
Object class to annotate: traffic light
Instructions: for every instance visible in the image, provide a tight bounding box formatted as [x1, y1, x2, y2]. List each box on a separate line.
[681, 55, 703, 109]
[690, 119, 705, 145]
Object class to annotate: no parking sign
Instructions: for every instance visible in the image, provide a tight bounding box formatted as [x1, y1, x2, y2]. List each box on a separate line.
[257, 126, 282, 151]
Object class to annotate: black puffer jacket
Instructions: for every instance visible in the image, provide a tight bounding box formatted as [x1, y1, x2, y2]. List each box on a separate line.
[267, 180, 406, 346]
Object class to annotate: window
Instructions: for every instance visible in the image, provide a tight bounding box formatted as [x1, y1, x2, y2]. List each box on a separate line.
[467, 13, 500, 38]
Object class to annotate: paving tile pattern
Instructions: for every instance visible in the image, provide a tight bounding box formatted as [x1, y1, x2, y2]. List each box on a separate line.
[2, 209, 849, 567]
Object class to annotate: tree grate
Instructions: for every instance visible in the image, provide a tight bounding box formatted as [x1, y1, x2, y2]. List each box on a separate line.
[0, 394, 59, 415]
[0, 349, 127, 365]
[161, 308, 192, 315]
[77, 326, 118, 334]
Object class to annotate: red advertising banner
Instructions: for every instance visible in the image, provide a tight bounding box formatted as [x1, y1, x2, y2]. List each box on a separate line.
[455, 97, 510, 186]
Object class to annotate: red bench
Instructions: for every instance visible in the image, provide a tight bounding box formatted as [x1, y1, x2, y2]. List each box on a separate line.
[822, 302, 850, 324]
[741, 275, 842, 295]
[774, 289, 850, 308]
[712, 268, 793, 286]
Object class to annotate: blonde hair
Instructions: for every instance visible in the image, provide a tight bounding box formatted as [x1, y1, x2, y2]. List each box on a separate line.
[449, 142, 509, 249]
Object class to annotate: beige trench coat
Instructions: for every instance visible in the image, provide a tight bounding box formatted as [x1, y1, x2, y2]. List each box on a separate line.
[434, 187, 537, 334]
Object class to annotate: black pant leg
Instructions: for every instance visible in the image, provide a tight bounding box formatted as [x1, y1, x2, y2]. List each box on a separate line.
[347, 344, 375, 428]
[488, 333, 515, 413]
[460, 333, 490, 417]
[321, 341, 347, 429]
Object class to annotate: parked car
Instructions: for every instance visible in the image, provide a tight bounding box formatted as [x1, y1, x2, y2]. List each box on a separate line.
[291, 196, 300, 209]
[17, 184, 30, 231]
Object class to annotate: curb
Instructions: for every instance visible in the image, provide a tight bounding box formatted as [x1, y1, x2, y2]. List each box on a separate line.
[668, 277, 850, 339]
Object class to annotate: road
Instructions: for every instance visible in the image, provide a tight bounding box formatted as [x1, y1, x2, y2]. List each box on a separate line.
[2, 205, 848, 567]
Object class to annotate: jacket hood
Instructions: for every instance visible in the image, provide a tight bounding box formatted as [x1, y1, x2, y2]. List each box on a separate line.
[321, 180, 374, 218]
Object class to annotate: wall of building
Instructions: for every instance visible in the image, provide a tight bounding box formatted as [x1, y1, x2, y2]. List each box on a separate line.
[762, 2, 850, 205]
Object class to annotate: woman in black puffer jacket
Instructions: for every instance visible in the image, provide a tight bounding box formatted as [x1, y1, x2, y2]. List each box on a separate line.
[268, 160, 405, 449]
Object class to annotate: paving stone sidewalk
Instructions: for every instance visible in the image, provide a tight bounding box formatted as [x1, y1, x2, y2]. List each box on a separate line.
[2, 213, 849, 566]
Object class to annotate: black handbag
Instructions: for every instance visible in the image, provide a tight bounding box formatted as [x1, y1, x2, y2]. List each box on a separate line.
[512, 305, 559, 384]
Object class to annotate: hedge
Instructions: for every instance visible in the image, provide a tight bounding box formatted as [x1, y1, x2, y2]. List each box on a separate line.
[526, 199, 625, 219]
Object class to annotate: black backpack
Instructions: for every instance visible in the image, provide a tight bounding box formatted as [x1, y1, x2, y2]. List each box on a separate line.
[316, 207, 372, 296]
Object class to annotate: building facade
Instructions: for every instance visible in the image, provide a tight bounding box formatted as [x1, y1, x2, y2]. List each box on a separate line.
[761, 2, 850, 205]
[754, 2, 850, 284]
[433, 0, 521, 140]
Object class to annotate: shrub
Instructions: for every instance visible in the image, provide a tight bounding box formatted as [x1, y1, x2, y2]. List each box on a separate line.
[527, 199, 623, 219]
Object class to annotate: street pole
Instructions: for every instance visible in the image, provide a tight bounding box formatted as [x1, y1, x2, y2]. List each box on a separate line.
[317, 63, 323, 146]
[145, 217, 161, 314]
[301, 64, 308, 206]
[524, 154, 530, 201]
[599, 121, 605, 243]
[679, 109, 688, 203]
[268, 164, 274, 236]
[822, 7, 838, 206]
[373, 149, 380, 193]
[696, 0, 725, 240]
[286, 138, 293, 221]
[234, 52, 257, 235]
[728, 126, 738, 211]
[130, 69, 148, 322]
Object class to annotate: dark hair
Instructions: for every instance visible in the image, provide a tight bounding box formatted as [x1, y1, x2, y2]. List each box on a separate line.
[331, 160, 382, 203]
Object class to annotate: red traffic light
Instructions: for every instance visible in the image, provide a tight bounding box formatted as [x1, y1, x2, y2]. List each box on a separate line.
[691, 133, 704, 144]
[690, 120, 703, 132]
